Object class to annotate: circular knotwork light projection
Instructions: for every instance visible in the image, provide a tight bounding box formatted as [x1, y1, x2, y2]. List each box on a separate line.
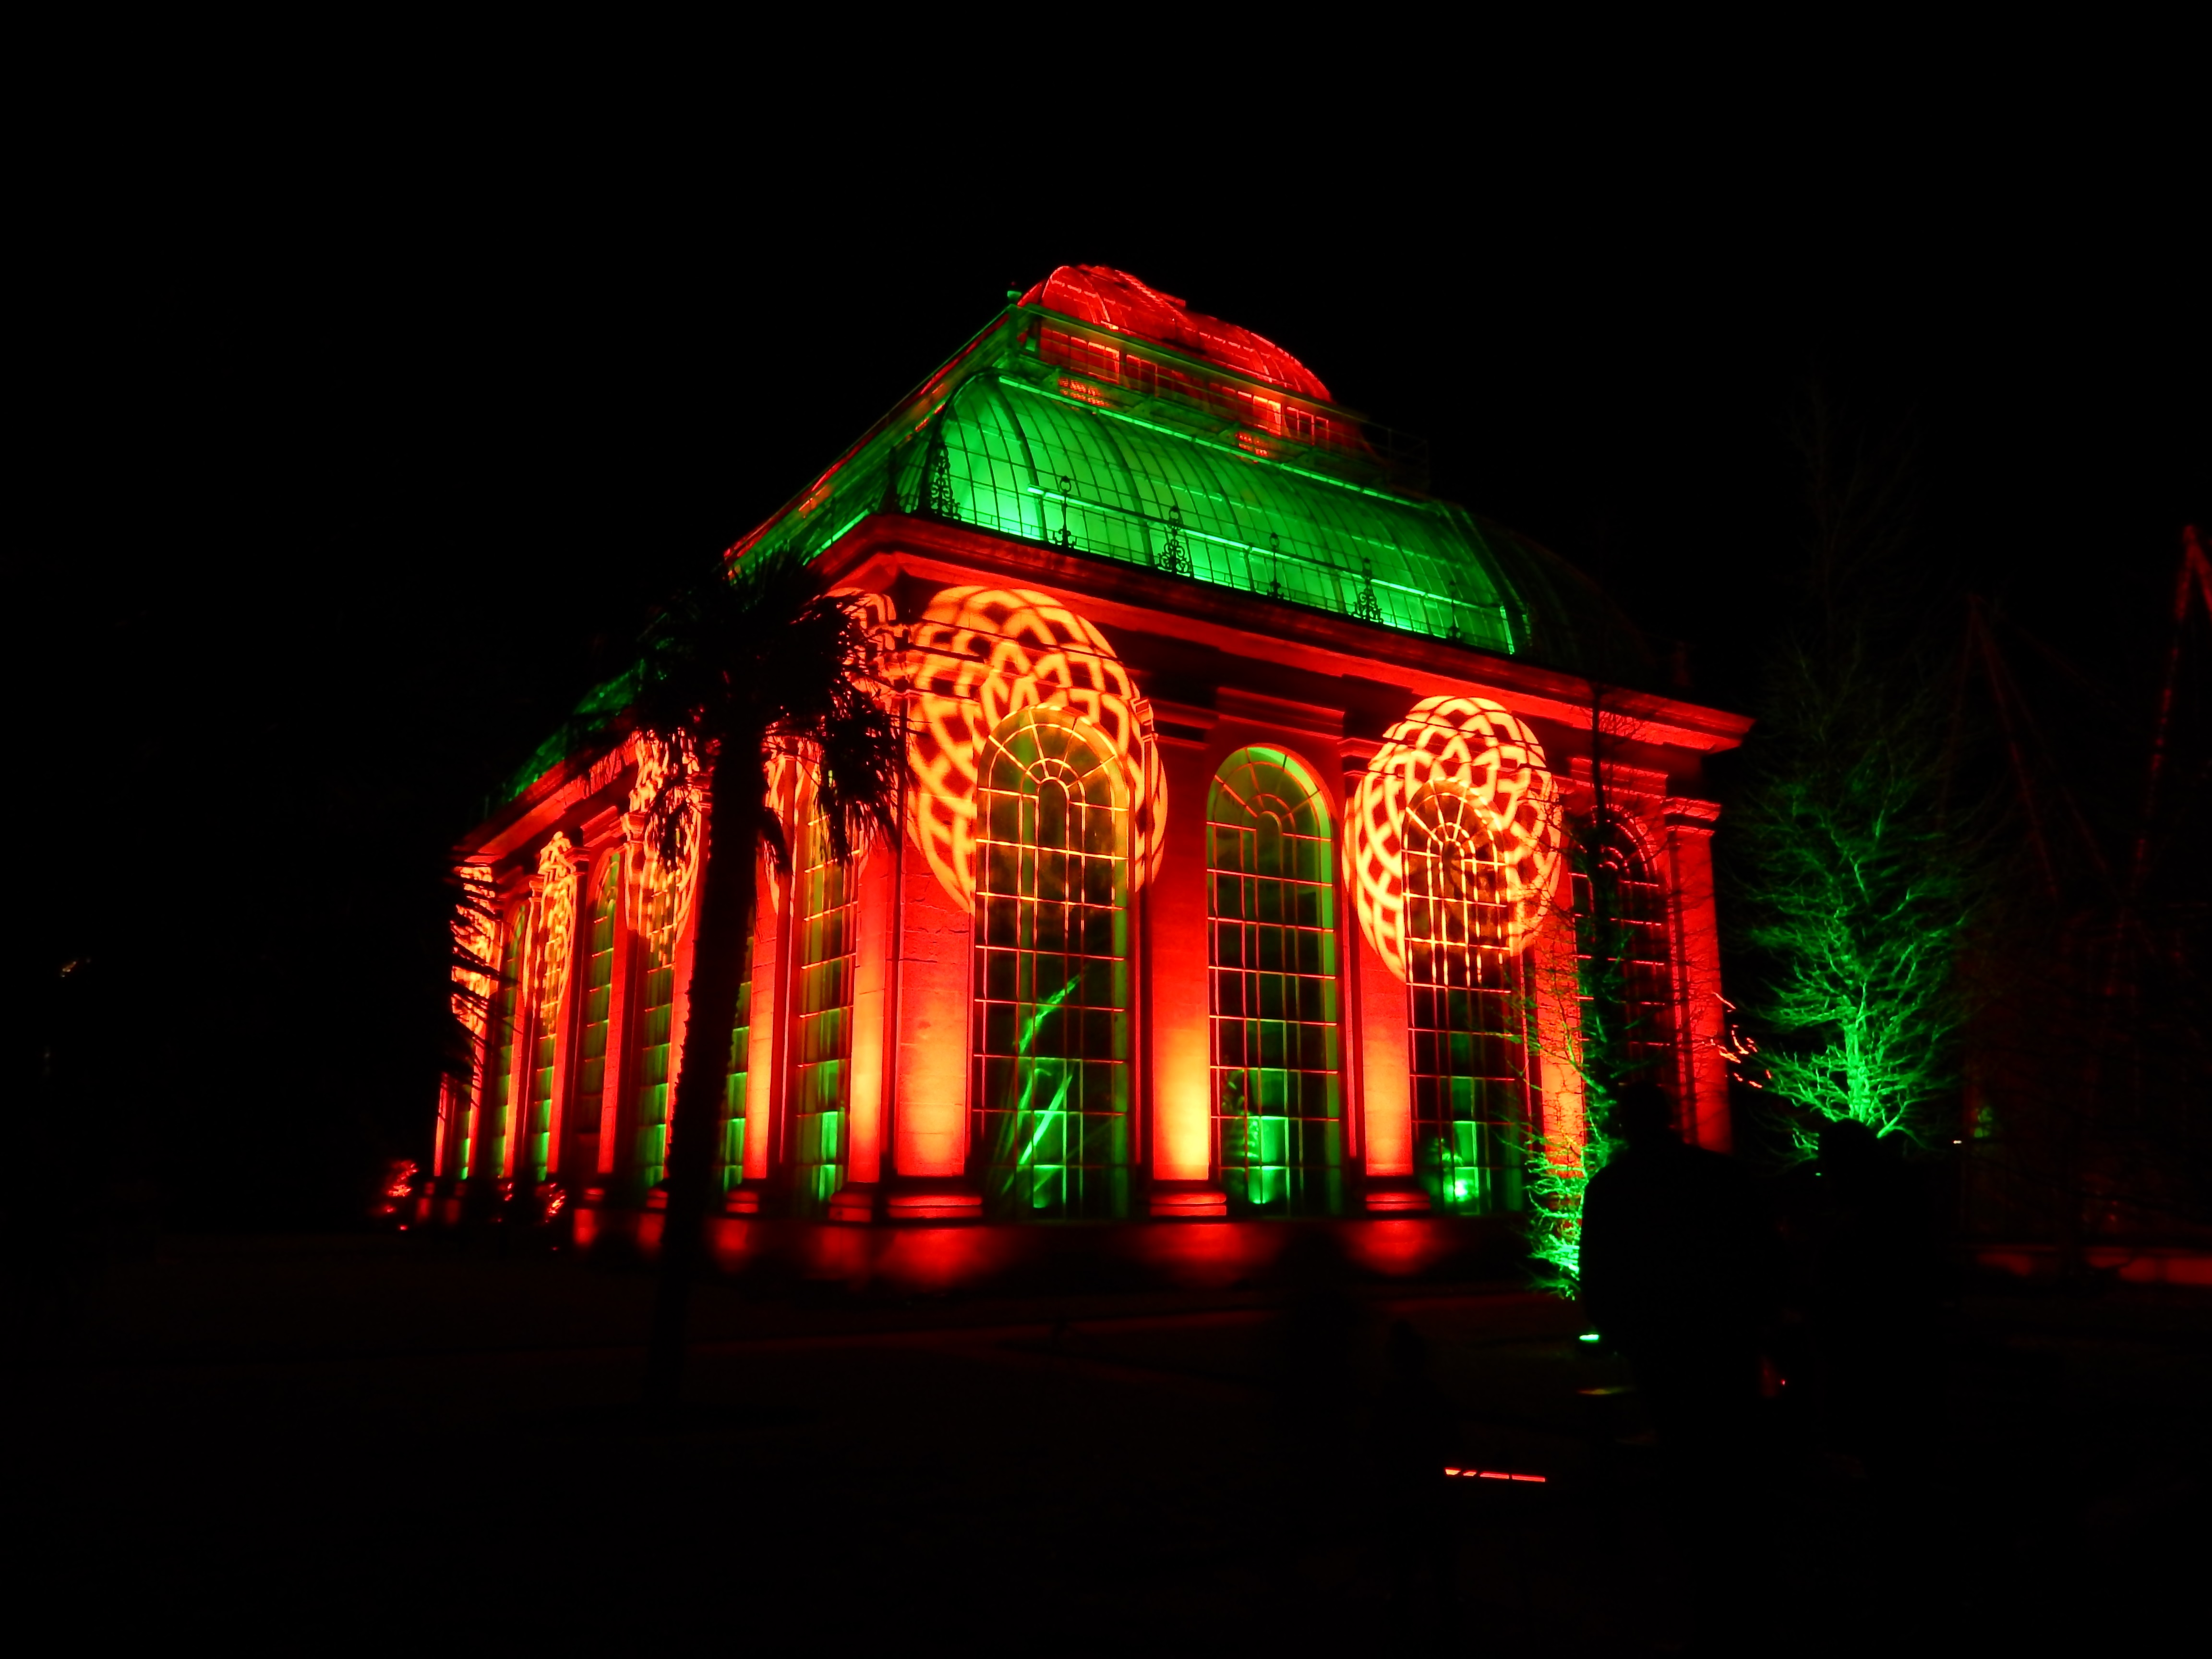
[1345, 695, 1563, 980]
[532, 832, 579, 1025]
[623, 734, 704, 939]
[906, 586, 1165, 913]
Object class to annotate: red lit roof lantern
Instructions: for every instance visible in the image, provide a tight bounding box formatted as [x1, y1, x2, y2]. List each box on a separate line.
[1017, 265, 1333, 403]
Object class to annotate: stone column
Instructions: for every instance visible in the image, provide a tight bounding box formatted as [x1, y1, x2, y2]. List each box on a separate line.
[886, 806, 981, 1220]
[833, 839, 897, 1221]
[1147, 715, 1223, 1216]
[1663, 797, 1730, 1152]
[1342, 738, 1422, 1212]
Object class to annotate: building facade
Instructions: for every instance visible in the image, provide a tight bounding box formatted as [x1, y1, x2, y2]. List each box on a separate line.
[433, 266, 1749, 1238]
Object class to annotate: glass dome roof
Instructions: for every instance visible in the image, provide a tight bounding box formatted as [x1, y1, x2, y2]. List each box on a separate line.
[737, 268, 1648, 682]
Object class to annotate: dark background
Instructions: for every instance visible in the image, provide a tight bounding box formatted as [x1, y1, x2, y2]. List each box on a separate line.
[20, 106, 2204, 1226]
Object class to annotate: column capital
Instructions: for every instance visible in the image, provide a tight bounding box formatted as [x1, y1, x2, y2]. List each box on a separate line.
[1662, 796, 1722, 833]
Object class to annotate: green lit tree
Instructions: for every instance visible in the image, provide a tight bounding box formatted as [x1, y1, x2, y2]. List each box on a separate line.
[627, 550, 902, 1402]
[1732, 393, 1974, 1145]
[1736, 647, 1970, 1140]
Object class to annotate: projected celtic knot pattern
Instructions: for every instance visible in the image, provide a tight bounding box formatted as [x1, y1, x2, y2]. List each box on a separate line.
[905, 586, 1164, 913]
[1345, 695, 1562, 980]
[623, 735, 703, 939]
[532, 832, 579, 1024]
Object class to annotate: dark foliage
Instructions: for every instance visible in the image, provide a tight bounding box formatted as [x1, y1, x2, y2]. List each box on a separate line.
[623, 549, 903, 1398]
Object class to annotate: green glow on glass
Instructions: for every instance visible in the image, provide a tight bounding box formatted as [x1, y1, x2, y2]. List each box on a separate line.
[1208, 745, 1343, 1216]
[1006, 976, 1082, 1186]
[986, 375, 1519, 652]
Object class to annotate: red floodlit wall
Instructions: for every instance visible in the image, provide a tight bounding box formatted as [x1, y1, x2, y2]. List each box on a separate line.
[892, 820, 970, 1178]
[1358, 925, 1414, 1178]
[847, 843, 895, 1186]
[1148, 730, 1216, 1189]
[441, 513, 1747, 1250]
[1531, 903, 1587, 1153]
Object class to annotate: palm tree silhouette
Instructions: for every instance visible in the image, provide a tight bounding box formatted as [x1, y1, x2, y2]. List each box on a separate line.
[628, 549, 902, 1401]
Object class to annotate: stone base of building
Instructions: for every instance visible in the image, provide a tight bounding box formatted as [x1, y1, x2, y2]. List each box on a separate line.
[1149, 1181, 1229, 1219]
[557, 1189, 1526, 1294]
[1364, 1179, 1433, 1214]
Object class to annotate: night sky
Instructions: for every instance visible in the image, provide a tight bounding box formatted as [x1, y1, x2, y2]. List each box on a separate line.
[25, 120, 2203, 1221]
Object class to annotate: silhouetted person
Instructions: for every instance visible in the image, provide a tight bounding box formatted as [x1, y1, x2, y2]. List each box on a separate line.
[1373, 1319, 1455, 1629]
[1580, 1083, 1778, 1468]
[1805, 1117, 1940, 1482]
[1582, 1085, 1783, 1649]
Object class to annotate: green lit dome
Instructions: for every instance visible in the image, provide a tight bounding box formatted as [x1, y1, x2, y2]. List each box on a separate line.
[744, 272, 1649, 684]
[503, 274, 1653, 806]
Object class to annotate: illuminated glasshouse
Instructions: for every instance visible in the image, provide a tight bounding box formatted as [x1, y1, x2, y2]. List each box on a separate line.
[432, 266, 1749, 1243]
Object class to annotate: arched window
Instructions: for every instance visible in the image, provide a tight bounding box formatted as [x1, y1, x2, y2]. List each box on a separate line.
[973, 705, 1130, 1219]
[572, 860, 620, 1158]
[789, 798, 857, 1214]
[521, 913, 565, 1190]
[628, 876, 681, 1190]
[721, 923, 754, 1195]
[1570, 820, 1675, 1097]
[1208, 746, 1342, 1215]
[1403, 783, 1528, 1215]
[479, 906, 527, 1184]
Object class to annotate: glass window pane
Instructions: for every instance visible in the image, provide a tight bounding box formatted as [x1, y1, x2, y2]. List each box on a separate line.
[1206, 747, 1343, 1216]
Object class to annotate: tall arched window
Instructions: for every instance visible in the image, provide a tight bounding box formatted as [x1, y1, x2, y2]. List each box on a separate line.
[721, 924, 754, 1195]
[1403, 783, 1528, 1215]
[1571, 819, 1675, 1097]
[572, 860, 620, 1158]
[522, 914, 565, 1190]
[973, 705, 1131, 1219]
[1208, 746, 1342, 1215]
[790, 799, 856, 1214]
[480, 907, 527, 1183]
[628, 877, 681, 1190]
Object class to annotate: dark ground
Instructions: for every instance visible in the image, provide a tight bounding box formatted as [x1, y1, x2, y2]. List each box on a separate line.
[9, 1235, 2205, 1650]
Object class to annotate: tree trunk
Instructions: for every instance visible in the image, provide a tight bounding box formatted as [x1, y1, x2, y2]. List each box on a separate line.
[646, 757, 757, 1405]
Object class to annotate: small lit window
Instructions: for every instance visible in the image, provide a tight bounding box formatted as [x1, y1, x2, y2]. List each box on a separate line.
[789, 796, 858, 1214]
